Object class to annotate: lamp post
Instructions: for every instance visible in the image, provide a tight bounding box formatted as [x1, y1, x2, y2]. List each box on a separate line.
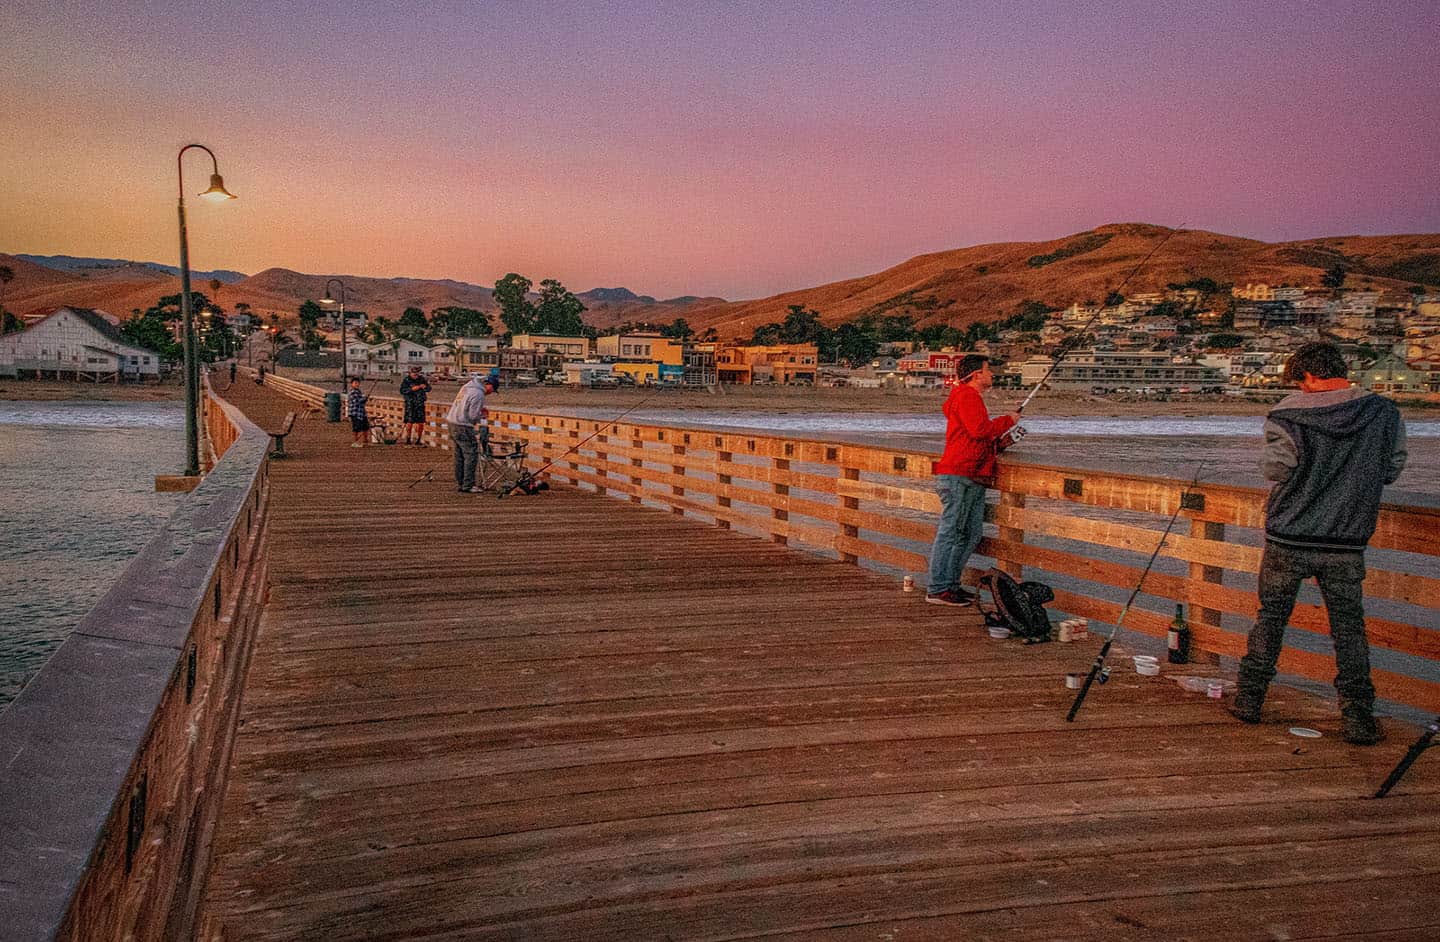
[176, 143, 236, 476]
[319, 278, 348, 386]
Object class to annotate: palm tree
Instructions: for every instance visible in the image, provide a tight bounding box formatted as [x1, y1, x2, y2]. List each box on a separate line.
[209, 277, 223, 301]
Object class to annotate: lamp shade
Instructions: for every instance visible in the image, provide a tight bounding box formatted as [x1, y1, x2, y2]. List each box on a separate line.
[199, 173, 237, 201]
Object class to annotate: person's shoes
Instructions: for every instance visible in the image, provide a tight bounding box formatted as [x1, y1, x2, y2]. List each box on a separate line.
[1341, 709, 1385, 746]
[925, 588, 975, 607]
[1228, 689, 1263, 724]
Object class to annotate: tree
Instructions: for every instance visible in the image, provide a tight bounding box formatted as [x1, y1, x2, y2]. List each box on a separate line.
[1322, 264, 1347, 291]
[209, 278, 223, 300]
[391, 306, 429, 343]
[1103, 291, 1125, 308]
[1203, 332, 1246, 349]
[660, 318, 693, 341]
[493, 273, 537, 335]
[0, 264, 13, 317]
[429, 306, 492, 339]
[121, 311, 182, 360]
[2, 311, 22, 334]
[534, 279, 587, 335]
[834, 321, 880, 365]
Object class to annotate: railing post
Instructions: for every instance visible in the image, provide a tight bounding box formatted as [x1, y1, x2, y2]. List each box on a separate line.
[672, 444, 687, 515]
[840, 464, 860, 564]
[593, 427, 610, 494]
[716, 447, 732, 530]
[771, 457, 789, 545]
[996, 490, 1026, 579]
[1189, 518, 1225, 664]
[629, 430, 644, 504]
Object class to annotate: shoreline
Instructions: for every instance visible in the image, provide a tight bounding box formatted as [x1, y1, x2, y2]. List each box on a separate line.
[0, 380, 184, 403]
[2, 375, 1435, 420]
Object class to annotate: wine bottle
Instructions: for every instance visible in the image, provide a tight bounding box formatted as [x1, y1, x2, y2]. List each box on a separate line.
[1167, 603, 1191, 664]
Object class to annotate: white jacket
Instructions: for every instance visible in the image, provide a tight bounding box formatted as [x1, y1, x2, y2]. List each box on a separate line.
[445, 378, 487, 426]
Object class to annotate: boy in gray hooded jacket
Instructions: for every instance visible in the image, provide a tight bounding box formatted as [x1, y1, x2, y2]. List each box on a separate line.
[1231, 342, 1406, 744]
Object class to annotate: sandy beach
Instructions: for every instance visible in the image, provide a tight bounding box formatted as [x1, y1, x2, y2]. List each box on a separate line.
[0, 380, 183, 403]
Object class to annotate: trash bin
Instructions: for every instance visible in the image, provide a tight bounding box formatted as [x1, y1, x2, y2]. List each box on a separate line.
[324, 391, 342, 423]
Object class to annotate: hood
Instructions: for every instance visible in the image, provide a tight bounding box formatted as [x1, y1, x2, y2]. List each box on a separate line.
[1270, 388, 1388, 437]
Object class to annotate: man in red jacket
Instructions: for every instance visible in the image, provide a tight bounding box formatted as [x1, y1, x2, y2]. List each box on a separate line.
[926, 354, 1019, 605]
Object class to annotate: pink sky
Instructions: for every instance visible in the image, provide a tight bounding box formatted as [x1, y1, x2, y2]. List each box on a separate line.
[2, 0, 1437, 300]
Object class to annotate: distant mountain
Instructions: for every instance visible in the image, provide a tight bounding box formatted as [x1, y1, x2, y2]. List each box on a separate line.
[17, 254, 248, 284]
[579, 287, 656, 304]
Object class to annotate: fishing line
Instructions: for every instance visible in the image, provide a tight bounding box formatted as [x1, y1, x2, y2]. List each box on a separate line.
[502, 388, 668, 497]
[1006, 224, 1188, 444]
[1066, 461, 1206, 723]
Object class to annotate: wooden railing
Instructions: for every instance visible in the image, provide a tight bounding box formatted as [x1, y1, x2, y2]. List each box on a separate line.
[255, 378, 1440, 713]
[0, 381, 274, 941]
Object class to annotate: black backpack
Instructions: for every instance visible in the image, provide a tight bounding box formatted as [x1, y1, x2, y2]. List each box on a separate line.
[977, 568, 1054, 643]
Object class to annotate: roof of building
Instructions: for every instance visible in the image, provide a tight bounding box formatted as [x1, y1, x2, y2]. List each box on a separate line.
[22, 306, 137, 348]
[275, 348, 343, 368]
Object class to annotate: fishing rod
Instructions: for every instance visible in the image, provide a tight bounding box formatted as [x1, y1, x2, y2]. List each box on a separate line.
[1373, 715, 1438, 798]
[502, 387, 667, 498]
[406, 468, 434, 489]
[1006, 225, 1187, 444]
[1067, 462, 1206, 723]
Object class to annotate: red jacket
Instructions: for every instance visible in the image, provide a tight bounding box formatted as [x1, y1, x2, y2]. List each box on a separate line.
[932, 384, 1016, 482]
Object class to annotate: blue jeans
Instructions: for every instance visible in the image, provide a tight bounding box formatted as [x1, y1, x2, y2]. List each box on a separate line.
[1236, 542, 1374, 709]
[452, 424, 478, 490]
[927, 475, 987, 594]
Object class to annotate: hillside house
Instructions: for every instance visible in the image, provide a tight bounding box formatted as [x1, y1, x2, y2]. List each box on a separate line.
[0, 307, 161, 381]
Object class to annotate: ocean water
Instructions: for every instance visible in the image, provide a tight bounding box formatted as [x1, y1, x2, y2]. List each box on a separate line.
[0, 401, 184, 708]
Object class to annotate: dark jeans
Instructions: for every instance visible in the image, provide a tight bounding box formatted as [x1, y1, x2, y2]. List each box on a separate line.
[1237, 541, 1374, 709]
[452, 424, 478, 490]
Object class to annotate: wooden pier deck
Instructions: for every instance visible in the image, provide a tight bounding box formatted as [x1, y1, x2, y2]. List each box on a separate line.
[201, 379, 1440, 941]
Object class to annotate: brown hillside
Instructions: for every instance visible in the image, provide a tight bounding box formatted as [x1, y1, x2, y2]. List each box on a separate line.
[658, 224, 1440, 338]
[7, 224, 1438, 334]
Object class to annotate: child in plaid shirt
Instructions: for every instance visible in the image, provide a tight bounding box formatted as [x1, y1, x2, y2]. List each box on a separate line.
[347, 378, 369, 448]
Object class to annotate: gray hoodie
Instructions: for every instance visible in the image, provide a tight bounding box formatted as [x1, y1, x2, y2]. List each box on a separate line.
[1262, 386, 1406, 550]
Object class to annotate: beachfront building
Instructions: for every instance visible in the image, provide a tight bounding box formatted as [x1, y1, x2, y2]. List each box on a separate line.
[1354, 354, 1424, 394]
[1020, 348, 1226, 393]
[710, 343, 819, 385]
[512, 334, 591, 359]
[596, 332, 686, 386]
[0, 306, 161, 381]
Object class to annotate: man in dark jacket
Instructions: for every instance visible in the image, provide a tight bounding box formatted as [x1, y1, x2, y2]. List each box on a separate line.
[1231, 342, 1407, 744]
[925, 354, 1019, 606]
[399, 365, 432, 446]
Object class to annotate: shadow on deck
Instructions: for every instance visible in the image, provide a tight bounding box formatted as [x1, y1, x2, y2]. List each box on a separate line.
[202, 378, 1440, 940]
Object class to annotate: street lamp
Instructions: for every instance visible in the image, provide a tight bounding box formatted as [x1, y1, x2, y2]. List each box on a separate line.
[176, 143, 236, 476]
[319, 278, 348, 386]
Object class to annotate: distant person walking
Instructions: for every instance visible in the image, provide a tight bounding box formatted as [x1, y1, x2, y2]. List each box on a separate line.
[347, 377, 370, 449]
[925, 354, 1019, 606]
[446, 374, 495, 492]
[399, 365, 432, 446]
[228, 361, 236, 385]
[1230, 341, 1406, 744]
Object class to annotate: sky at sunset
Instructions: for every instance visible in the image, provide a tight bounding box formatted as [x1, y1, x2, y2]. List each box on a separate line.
[3, 0, 1438, 300]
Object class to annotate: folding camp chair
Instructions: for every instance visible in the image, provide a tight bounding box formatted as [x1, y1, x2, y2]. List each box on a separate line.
[475, 437, 529, 496]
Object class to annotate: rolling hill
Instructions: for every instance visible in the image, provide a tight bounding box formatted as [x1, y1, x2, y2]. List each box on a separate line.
[6, 223, 1437, 336]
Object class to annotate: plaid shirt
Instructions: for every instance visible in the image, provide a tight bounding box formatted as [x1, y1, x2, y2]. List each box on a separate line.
[347, 387, 367, 420]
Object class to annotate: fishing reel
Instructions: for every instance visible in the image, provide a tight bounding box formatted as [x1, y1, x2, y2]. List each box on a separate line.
[1097, 666, 1111, 684]
[1001, 424, 1028, 448]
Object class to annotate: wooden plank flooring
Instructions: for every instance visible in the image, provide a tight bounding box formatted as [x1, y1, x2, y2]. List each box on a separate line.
[202, 379, 1440, 940]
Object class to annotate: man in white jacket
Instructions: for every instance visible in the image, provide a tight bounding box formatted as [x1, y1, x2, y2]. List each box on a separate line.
[446, 375, 495, 492]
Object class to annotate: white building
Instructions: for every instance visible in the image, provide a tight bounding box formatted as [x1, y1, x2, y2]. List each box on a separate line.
[1020, 348, 1226, 392]
[0, 307, 161, 380]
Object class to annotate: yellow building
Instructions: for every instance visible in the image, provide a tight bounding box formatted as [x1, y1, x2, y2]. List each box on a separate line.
[711, 343, 818, 385]
[596, 332, 683, 365]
